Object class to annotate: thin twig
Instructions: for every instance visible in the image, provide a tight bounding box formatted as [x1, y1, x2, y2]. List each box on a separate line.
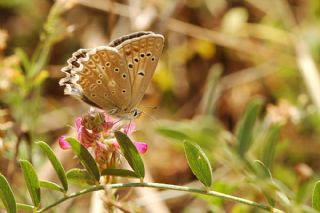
[37, 182, 284, 213]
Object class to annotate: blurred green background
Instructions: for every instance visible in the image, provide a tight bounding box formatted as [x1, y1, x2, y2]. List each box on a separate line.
[1, 0, 320, 212]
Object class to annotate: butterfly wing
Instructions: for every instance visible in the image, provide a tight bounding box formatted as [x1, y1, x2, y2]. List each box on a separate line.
[60, 46, 132, 114]
[109, 32, 164, 110]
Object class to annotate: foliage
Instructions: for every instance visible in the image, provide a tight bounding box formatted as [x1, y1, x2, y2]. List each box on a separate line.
[1, 0, 320, 212]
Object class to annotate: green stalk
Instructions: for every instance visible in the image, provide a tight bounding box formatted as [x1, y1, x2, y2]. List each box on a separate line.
[37, 182, 284, 213]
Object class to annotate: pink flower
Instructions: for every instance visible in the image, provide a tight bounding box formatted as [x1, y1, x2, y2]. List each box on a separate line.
[111, 140, 148, 154]
[75, 117, 82, 131]
[75, 116, 100, 148]
[58, 112, 148, 155]
[103, 114, 115, 132]
[77, 125, 99, 148]
[58, 136, 71, 150]
[134, 142, 148, 154]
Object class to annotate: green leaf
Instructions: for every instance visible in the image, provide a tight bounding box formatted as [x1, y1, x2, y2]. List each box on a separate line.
[114, 131, 145, 178]
[0, 174, 16, 213]
[101, 168, 139, 178]
[312, 180, 320, 211]
[19, 160, 40, 207]
[253, 160, 272, 179]
[17, 203, 34, 211]
[184, 141, 213, 187]
[156, 127, 191, 141]
[236, 99, 264, 157]
[66, 169, 96, 186]
[36, 141, 68, 191]
[262, 125, 281, 168]
[200, 64, 222, 115]
[65, 138, 100, 182]
[15, 48, 31, 72]
[39, 180, 64, 192]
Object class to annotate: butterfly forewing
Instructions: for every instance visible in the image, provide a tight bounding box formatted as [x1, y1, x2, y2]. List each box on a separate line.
[113, 32, 164, 109]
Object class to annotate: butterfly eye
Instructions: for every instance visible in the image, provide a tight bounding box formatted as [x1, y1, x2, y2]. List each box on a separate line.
[151, 57, 155, 61]
[146, 52, 151, 57]
[122, 89, 127, 93]
[106, 62, 111, 67]
[134, 57, 139, 62]
[128, 63, 133, 69]
[122, 73, 127, 79]
[133, 110, 139, 117]
[98, 74, 103, 78]
[140, 53, 145, 58]
[114, 67, 119, 72]
[96, 80, 102, 84]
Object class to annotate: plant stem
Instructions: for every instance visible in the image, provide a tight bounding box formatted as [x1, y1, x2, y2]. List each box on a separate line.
[37, 182, 284, 212]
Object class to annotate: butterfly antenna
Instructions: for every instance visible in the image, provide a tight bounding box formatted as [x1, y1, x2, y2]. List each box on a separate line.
[139, 105, 160, 123]
[141, 110, 159, 125]
[140, 105, 159, 110]
[124, 121, 132, 135]
[112, 118, 125, 131]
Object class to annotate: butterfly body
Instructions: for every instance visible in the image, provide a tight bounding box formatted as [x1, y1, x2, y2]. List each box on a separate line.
[60, 32, 164, 120]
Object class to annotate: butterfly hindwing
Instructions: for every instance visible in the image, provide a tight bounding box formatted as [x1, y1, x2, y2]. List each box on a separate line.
[60, 47, 132, 114]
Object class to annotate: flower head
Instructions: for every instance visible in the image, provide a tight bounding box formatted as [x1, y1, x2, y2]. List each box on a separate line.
[58, 110, 148, 170]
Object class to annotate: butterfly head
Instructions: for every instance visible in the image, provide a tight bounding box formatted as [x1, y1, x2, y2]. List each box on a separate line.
[111, 108, 142, 120]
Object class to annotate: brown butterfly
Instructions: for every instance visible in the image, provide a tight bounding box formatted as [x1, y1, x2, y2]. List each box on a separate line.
[60, 31, 164, 119]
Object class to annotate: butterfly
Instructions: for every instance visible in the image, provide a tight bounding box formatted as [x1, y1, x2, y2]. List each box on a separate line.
[59, 31, 164, 120]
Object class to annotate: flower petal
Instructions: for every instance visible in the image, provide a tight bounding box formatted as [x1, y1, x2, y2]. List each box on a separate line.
[103, 113, 115, 132]
[77, 126, 97, 148]
[75, 117, 82, 132]
[58, 136, 71, 150]
[134, 142, 148, 154]
[111, 140, 120, 150]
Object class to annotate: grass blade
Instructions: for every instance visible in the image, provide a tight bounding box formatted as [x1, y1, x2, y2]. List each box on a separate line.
[236, 99, 264, 157]
[253, 160, 272, 179]
[262, 125, 281, 168]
